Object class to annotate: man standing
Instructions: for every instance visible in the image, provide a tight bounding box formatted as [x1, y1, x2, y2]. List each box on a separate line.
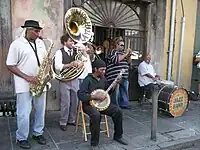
[54, 34, 83, 131]
[6, 20, 47, 149]
[78, 59, 128, 150]
[76, 43, 92, 85]
[138, 54, 160, 100]
[106, 37, 131, 109]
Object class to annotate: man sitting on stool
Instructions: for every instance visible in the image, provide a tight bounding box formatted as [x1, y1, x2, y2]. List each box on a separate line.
[77, 59, 128, 150]
[138, 54, 160, 102]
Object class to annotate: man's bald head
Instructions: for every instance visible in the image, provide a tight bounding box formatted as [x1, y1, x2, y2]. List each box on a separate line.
[145, 54, 151, 64]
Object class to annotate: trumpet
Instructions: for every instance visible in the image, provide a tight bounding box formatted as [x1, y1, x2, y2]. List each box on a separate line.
[86, 44, 103, 62]
[125, 39, 132, 58]
[125, 48, 132, 58]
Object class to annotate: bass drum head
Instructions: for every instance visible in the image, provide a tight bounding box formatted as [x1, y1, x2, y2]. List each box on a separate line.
[168, 88, 189, 117]
[158, 87, 189, 117]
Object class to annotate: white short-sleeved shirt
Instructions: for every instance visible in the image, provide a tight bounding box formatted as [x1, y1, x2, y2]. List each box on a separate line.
[6, 36, 47, 93]
[78, 54, 92, 79]
[138, 61, 156, 87]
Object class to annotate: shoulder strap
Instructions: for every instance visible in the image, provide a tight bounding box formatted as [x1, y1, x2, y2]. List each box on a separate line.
[28, 40, 41, 66]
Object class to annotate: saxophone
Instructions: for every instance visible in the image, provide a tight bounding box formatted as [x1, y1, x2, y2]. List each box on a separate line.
[30, 38, 54, 97]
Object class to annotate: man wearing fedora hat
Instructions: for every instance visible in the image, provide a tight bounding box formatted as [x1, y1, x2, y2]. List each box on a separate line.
[6, 20, 47, 149]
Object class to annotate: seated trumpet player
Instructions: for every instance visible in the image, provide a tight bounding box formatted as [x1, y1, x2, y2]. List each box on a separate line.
[54, 33, 84, 131]
[138, 54, 160, 101]
[77, 59, 128, 149]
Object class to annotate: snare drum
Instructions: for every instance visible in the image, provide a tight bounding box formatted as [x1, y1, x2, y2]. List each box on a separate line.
[158, 86, 189, 117]
[156, 79, 175, 87]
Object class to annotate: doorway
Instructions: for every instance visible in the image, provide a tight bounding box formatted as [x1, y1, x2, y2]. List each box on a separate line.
[191, 0, 200, 93]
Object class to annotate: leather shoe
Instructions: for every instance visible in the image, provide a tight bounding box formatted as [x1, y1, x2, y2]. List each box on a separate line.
[91, 145, 100, 150]
[67, 122, 76, 126]
[60, 125, 67, 131]
[114, 137, 128, 145]
[32, 135, 46, 145]
[17, 140, 31, 149]
[120, 106, 132, 109]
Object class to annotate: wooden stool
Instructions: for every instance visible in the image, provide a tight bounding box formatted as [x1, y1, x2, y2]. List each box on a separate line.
[75, 101, 110, 141]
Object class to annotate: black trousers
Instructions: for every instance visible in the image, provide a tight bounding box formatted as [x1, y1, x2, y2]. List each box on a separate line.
[82, 102, 123, 146]
[140, 83, 154, 99]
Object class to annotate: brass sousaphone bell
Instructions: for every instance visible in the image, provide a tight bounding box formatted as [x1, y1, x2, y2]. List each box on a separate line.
[52, 7, 93, 81]
[65, 7, 93, 43]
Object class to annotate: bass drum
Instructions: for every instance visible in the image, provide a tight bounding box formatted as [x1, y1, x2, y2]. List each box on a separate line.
[158, 86, 189, 117]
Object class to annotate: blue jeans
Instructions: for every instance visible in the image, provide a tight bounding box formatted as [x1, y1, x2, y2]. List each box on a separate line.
[16, 92, 46, 141]
[110, 78, 129, 107]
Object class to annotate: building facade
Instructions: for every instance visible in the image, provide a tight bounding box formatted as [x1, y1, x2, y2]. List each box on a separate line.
[0, 0, 198, 110]
[162, 0, 197, 90]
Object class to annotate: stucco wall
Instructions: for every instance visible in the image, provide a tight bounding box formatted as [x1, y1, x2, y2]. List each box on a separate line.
[147, 0, 166, 76]
[162, 0, 197, 89]
[0, 0, 13, 97]
[11, 0, 64, 47]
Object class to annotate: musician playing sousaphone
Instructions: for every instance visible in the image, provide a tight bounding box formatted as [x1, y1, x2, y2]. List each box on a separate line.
[77, 59, 128, 149]
[138, 54, 160, 102]
[54, 6, 94, 131]
[54, 34, 84, 131]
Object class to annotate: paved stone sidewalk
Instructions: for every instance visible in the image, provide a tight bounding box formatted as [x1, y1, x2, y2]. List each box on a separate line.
[1, 100, 200, 150]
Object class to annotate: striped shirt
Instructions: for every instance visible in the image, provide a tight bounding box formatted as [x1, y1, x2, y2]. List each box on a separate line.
[105, 49, 129, 83]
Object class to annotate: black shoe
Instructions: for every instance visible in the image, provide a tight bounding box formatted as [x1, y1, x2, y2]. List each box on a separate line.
[91, 145, 100, 150]
[32, 135, 46, 145]
[114, 137, 128, 145]
[67, 122, 76, 126]
[60, 125, 67, 131]
[120, 106, 132, 109]
[17, 140, 31, 149]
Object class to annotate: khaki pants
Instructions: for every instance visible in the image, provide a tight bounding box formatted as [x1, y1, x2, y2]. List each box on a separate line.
[59, 78, 79, 125]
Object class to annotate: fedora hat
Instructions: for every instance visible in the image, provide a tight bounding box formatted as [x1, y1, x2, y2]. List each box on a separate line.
[21, 20, 42, 29]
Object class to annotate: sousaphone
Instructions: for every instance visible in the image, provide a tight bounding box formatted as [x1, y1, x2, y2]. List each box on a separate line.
[64, 7, 93, 43]
[52, 7, 93, 81]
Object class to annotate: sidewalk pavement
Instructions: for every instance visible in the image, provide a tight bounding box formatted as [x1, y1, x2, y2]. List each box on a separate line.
[1, 100, 200, 150]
